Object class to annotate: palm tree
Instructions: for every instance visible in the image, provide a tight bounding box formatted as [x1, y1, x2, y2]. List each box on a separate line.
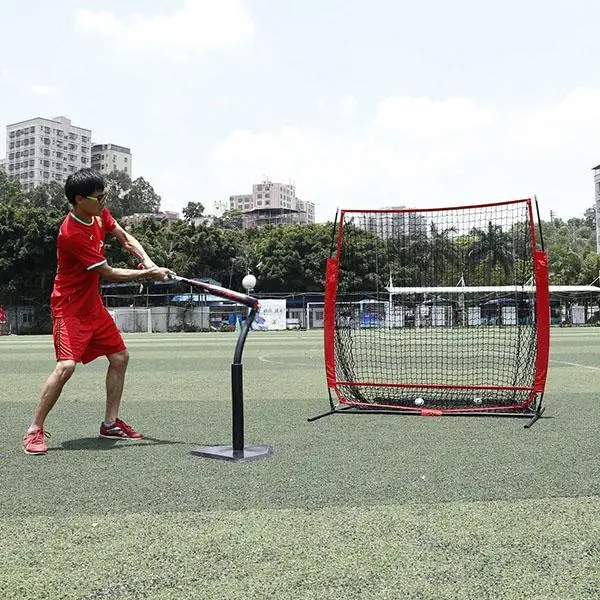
[385, 228, 427, 287]
[467, 221, 513, 284]
[425, 222, 459, 286]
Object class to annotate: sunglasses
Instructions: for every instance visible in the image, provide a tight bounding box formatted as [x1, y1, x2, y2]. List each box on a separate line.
[85, 194, 107, 203]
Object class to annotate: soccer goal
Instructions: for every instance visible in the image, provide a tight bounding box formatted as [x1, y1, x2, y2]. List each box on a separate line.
[311, 198, 549, 426]
[108, 308, 153, 333]
[307, 300, 390, 330]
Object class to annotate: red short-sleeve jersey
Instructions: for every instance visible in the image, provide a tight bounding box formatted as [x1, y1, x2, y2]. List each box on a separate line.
[50, 208, 117, 317]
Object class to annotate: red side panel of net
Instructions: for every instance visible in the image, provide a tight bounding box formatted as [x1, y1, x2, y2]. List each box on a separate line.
[324, 258, 338, 387]
[534, 250, 550, 393]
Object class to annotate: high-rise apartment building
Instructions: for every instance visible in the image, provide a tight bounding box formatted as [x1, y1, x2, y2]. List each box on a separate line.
[91, 143, 132, 177]
[5, 116, 91, 190]
[360, 206, 427, 239]
[229, 178, 315, 228]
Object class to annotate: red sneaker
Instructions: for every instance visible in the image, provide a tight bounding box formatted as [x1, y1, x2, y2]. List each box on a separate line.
[23, 428, 50, 455]
[99, 418, 144, 440]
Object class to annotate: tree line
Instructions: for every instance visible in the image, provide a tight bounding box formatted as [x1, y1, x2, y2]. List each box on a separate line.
[2, 169, 600, 311]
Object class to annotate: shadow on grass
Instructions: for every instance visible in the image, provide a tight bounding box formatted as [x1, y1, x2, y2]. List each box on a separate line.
[49, 436, 188, 452]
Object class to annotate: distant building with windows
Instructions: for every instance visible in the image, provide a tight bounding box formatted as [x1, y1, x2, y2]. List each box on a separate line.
[91, 143, 132, 177]
[4, 116, 92, 191]
[229, 178, 316, 228]
[121, 211, 180, 227]
[359, 206, 427, 239]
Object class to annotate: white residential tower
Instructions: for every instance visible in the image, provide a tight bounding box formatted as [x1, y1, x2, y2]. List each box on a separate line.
[5, 116, 92, 190]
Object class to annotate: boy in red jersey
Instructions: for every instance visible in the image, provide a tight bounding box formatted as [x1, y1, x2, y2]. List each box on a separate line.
[24, 169, 173, 455]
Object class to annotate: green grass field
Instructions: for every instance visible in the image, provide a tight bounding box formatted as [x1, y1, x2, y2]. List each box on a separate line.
[1, 328, 599, 600]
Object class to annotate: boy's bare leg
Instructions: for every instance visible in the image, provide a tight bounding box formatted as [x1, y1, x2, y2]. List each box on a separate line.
[29, 360, 77, 431]
[104, 350, 129, 424]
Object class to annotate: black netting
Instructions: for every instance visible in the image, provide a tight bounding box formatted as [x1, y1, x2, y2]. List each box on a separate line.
[331, 201, 539, 411]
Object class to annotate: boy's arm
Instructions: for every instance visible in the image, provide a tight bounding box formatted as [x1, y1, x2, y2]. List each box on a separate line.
[62, 231, 171, 282]
[94, 262, 171, 282]
[110, 222, 157, 268]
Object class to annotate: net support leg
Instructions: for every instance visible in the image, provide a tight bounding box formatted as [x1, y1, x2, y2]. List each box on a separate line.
[308, 390, 356, 422]
[191, 308, 272, 462]
[307, 405, 356, 422]
[524, 395, 545, 429]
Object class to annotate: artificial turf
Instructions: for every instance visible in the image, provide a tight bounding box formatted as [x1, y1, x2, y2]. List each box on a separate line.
[1, 330, 598, 599]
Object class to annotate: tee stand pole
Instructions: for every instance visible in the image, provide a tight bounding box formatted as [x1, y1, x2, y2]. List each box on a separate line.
[191, 307, 272, 462]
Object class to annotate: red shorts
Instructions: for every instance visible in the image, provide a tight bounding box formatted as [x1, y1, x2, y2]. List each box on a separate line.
[53, 308, 126, 364]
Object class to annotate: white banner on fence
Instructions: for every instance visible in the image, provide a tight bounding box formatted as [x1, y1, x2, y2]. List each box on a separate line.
[252, 299, 287, 330]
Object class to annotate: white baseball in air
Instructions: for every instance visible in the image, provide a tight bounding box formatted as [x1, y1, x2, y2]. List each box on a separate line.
[473, 397, 483, 405]
[242, 274, 257, 290]
[414, 397, 424, 406]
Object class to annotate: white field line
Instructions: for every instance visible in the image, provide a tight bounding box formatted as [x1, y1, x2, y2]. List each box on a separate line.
[258, 354, 320, 367]
[550, 359, 600, 371]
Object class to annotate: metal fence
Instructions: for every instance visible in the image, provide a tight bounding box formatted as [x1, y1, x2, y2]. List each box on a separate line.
[0, 304, 51, 335]
[4, 287, 600, 335]
[108, 305, 249, 333]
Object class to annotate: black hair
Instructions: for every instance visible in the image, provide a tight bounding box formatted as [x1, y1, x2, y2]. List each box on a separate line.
[64, 169, 106, 206]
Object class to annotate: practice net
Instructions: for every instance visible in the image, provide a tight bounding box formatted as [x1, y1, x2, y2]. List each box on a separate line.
[324, 199, 550, 414]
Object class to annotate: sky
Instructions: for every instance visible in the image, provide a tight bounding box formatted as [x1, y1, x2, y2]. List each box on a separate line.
[2, 0, 600, 222]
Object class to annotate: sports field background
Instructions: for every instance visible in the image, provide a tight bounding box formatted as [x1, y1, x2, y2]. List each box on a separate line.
[1, 328, 599, 599]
